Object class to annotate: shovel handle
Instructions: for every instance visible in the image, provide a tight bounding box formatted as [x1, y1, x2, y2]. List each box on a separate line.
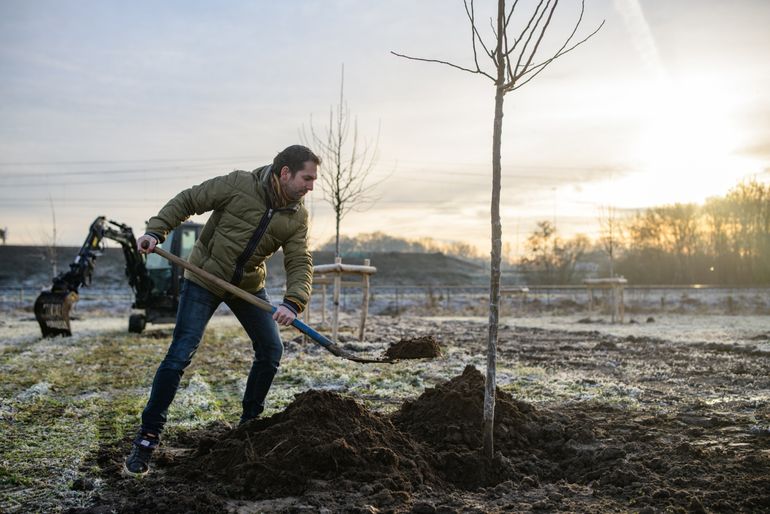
[290, 318, 335, 348]
[143, 242, 337, 350]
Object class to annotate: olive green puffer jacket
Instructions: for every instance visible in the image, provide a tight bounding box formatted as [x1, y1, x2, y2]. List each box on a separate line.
[145, 165, 312, 310]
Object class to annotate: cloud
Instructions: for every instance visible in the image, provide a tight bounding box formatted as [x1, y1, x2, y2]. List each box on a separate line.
[612, 0, 665, 80]
[739, 140, 770, 160]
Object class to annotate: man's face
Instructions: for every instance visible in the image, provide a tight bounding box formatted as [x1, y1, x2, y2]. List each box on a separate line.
[279, 161, 317, 201]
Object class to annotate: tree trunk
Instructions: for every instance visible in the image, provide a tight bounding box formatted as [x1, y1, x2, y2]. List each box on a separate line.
[335, 211, 341, 258]
[483, 0, 506, 462]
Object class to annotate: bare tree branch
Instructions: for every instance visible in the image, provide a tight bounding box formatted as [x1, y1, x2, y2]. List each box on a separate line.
[390, 51, 496, 82]
[515, 0, 559, 81]
[515, 0, 586, 75]
[512, 0, 552, 76]
[504, 0, 520, 31]
[463, 0, 495, 65]
[502, 0, 603, 92]
[506, 0, 545, 57]
[503, 6, 514, 83]
[488, 16, 497, 41]
[508, 19, 604, 91]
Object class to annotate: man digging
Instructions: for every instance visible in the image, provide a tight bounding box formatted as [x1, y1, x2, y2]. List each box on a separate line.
[124, 145, 319, 476]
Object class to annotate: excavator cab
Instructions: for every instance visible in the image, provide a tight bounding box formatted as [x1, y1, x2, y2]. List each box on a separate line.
[34, 217, 202, 337]
[129, 223, 200, 333]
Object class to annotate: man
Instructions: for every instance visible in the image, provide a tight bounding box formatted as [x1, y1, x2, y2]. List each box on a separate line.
[124, 145, 319, 476]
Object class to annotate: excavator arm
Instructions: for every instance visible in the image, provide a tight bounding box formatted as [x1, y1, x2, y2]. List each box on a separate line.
[34, 216, 152, 337]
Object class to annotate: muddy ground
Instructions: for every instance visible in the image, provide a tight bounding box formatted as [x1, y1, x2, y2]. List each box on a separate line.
[2, 313, 769, 512]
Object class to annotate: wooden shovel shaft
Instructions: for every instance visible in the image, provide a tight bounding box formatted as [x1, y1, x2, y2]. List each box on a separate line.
[148, 245, 390, 363]
[153, 247, 274, 311]
[150, 246, 332, 346]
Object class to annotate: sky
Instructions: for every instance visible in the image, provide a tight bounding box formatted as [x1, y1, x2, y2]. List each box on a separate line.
[1, 0, 769, 255]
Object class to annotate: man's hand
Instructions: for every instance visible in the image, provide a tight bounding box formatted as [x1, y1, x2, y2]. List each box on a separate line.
[272, 304, 296, 326]
[137, 234, 158, 254]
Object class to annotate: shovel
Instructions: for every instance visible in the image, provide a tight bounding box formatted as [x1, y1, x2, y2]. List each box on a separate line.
[145, 244, 393, 364]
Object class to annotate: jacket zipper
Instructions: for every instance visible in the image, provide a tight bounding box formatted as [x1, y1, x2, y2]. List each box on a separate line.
[230, 208, 274, 285]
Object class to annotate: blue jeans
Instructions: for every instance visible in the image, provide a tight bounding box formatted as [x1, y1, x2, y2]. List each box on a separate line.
[140, 280, 283, 435]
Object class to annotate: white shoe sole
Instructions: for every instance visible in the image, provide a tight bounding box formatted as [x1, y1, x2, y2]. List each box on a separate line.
[122, 461, 150, 478]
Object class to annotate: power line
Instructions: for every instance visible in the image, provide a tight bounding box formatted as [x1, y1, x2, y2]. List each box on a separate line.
[0, 154, 266, 166]
[0, 171, 227, 188]
[0, 153, 627, 173]
[0, 159, 253, 180]
[0, 168, 603, 189]
[388, 158, 626, 172]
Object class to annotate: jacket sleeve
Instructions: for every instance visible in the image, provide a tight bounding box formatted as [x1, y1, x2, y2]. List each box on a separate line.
[281, 212, 313, 312]
[145, 172, 237, 242]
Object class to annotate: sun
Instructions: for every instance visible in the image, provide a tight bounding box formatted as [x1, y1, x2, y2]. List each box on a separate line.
[627, 75, 760, 205]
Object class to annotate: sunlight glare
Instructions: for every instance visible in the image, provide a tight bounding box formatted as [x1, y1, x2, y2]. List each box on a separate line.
[631, 76, 757, 204]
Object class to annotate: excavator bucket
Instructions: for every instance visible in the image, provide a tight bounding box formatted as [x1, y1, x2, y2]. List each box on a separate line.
[34, 291, 79, 337]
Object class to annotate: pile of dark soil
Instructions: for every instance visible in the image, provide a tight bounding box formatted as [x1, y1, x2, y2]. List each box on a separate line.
[179, 389, 438, 499]
[181, 366, 608, 496]
[84, 366, 608, 512]
[73, 355, 770, 513]
[384, 335, 442, 360]
[393, 365, 602, 489]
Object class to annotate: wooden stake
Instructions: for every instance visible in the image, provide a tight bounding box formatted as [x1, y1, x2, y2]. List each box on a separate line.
[619, 285, 625, 323]
[321, 284, 327, 325]
[359, 259, 371, 341]
[332, 256, 341, 343]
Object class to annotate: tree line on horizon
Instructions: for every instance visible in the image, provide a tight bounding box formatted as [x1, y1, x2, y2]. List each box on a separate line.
[616, 179, 769, 285]
[318, 179, 770, 286]
[315, 231, 484, 262]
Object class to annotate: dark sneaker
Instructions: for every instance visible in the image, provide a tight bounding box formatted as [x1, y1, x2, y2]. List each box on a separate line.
[123, 433, 159, 477]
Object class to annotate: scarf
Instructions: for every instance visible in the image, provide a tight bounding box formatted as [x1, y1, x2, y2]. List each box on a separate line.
[269, 172, 293, 209]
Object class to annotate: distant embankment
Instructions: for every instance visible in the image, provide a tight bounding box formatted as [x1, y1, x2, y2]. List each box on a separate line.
[0, 246, 487, 290]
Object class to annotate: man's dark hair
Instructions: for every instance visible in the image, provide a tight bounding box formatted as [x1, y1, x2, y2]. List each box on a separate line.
[272, 145, 321, 176]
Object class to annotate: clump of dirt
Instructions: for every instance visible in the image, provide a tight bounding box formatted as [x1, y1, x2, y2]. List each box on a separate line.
[593, 340, 618, 351]
[178, 389, 438, 499]
[384, 335, 442, 360]
[393, 365, 603, 489]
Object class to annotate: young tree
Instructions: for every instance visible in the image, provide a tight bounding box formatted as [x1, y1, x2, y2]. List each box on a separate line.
[393, 1, 602, 459]
[598, 205, 621, 277]
[303, 65, 381, 258]
[44, 196, 58, 280]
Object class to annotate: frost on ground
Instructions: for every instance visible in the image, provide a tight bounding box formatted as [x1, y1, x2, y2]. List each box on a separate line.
[507, 313, 770, 349]
[1, 311, 769, 512]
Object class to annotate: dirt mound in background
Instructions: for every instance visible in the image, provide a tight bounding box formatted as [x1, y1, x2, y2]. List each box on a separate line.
[385, 335, 442, 360]
[393, 365, 604, 489]
[179, 390, 438, 499]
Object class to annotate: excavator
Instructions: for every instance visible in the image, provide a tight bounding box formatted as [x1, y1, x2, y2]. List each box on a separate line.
[34, 216, 202, 337]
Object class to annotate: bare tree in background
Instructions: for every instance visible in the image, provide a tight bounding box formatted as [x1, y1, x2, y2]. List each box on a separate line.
[599, 205, 621, 277]
[393, 0, 602, 460]
[303, 64, 381, 258]
[47, 196, 58, 280]
[0, 227, 6, 245]
[523, 220, 588, 284]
